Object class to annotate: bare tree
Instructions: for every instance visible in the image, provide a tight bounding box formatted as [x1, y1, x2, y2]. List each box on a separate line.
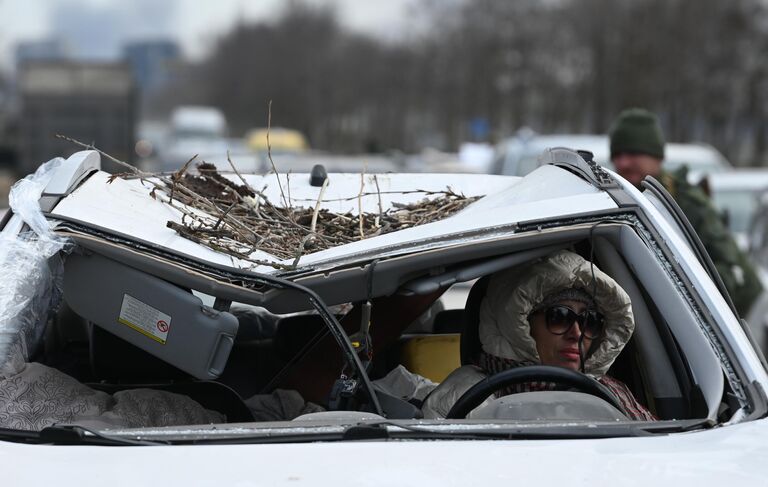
[156, 0, 768, 163]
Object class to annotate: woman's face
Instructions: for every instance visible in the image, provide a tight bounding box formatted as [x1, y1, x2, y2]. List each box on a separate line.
[529, 299, 594, 371]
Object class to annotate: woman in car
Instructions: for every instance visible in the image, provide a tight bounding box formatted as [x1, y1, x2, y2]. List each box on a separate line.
[422, 249, 656, 420]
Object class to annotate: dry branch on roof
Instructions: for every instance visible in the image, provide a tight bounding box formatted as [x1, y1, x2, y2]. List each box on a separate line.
[57, 134, 483, 270]
[154, 162, 482, 267]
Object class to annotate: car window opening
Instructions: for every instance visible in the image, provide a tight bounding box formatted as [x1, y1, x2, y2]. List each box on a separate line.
[0, 215, 745, 440]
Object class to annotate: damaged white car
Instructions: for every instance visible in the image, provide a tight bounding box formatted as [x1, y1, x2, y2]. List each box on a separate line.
[1, 148, 768, 485]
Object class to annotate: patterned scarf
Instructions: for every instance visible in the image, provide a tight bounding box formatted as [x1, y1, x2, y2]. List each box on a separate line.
[476, 351, 657, 421]
[477, 352, 558, 397]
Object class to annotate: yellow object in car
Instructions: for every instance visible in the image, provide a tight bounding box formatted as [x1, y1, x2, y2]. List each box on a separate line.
[400, 334, 461, 383]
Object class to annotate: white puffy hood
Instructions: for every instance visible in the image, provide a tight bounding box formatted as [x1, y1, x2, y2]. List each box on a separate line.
[478, 249, 634, 376]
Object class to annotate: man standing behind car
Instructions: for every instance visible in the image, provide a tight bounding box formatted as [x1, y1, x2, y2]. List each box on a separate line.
[609, 108, 762, 315]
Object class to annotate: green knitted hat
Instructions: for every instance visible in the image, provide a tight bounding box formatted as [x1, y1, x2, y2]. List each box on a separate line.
[609, 108, 665, 159]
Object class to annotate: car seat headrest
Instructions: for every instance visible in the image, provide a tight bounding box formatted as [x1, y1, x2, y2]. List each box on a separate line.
[460, 277, 491, 366]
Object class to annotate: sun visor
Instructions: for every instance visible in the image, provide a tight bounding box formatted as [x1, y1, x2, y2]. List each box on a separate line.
[63, 251, 238, 380]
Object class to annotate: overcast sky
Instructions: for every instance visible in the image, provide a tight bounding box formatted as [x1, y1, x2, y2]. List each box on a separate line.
[0, 0, 415, 70]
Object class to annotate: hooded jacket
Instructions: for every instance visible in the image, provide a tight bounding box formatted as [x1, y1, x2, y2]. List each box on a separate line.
[422, 250, 646, 419]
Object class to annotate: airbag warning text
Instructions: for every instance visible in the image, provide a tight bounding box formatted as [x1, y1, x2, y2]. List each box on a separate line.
[118, 294, 172, 344]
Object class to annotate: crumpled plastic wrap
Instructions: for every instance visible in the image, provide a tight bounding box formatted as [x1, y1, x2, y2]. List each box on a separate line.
[0, 158, 70, 378]
[372, 364, 437, 402]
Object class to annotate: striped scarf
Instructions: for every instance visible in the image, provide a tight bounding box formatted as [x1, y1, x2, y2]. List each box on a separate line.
[476, 351, 657, 421]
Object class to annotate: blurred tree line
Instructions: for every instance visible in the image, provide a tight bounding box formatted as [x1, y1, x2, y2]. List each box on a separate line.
[152, 0, 768, 164]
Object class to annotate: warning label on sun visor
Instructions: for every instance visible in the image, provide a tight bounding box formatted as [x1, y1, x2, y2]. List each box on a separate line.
[118, 294, 172, 344]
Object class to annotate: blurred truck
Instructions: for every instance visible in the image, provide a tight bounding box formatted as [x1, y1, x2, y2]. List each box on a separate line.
[18, 61, 136, 174]
[170, 106, 226, 140]
[158, 105, 255, 173]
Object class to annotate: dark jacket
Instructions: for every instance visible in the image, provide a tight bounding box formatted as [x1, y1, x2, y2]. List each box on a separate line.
[661, 167, 763, 315]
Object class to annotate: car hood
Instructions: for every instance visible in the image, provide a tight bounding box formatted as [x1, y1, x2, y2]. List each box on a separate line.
[3, 419, 768, 485]
[48, 163, 617, 275]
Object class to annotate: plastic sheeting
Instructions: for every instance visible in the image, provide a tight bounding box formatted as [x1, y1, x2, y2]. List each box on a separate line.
[0, 158, 69, 377]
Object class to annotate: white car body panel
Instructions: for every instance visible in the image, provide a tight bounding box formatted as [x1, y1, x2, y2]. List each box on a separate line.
[4, 419, 768, 485]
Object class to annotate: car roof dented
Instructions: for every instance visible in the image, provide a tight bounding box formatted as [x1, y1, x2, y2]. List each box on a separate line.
[45, 150, 621, 276]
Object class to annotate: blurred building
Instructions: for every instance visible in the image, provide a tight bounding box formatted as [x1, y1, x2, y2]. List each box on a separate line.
[15, 40, 72, 67]
[123, 41, 180, 96]
[18, 61, 136, 174]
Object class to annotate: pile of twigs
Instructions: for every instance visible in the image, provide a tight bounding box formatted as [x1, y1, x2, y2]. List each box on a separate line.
[160, 161, 481, 267]
[56, 134, 482, 270]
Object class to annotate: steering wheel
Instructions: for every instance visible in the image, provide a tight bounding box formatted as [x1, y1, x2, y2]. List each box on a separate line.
[445, 365, 626, 419]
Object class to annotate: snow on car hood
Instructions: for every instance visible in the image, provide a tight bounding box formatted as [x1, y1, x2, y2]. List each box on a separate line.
[49, 164, 617, 273]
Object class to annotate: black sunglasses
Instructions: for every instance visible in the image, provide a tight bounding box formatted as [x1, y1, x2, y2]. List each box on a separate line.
[542, 305, 604, 339]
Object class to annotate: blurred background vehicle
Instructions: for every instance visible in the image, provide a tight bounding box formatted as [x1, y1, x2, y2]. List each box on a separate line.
[246, 127, 309, 154]
[737, 188, 768, 353]
[665, 143, 733, 183]
[246, 127, 309, 173]
[171, 105, 227, 141]
[749, 192, 768, 269]
[158, 105, 255, 172]
[491, 133, 611, 176]
[709, 170, 768, 250]
[492, 132, 734, 184]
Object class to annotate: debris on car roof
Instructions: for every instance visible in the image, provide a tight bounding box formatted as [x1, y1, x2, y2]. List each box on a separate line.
[159, 161, 480, 266]
[82, 134, 482, 269]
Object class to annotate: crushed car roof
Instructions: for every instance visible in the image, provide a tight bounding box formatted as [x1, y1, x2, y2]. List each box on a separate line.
[47, 151, 617, 274]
